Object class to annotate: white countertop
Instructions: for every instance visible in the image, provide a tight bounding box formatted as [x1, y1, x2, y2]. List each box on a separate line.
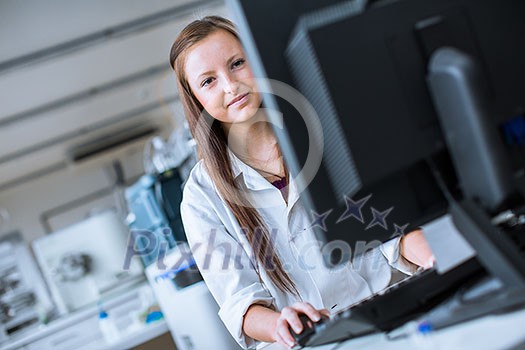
[87, 319, 169, 350]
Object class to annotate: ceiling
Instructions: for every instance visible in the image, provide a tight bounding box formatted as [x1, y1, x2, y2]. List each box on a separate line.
[0, 0, 227, 192]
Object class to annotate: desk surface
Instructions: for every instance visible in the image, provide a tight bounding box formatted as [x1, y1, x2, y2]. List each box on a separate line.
[264, 307, 525, 350]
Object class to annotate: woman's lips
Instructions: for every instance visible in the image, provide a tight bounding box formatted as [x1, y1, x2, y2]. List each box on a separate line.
[227, 93, 249, 107]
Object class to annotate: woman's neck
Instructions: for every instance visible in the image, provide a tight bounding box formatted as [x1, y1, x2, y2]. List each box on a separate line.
[223, 112, 285, 179]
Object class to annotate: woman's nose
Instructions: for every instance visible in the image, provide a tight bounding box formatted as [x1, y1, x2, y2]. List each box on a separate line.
[223, 74, 240, 95]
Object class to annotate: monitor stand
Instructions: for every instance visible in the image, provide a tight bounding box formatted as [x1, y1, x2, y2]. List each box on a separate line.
[427, 47, 525, 287]
[423, 46, 525, 328]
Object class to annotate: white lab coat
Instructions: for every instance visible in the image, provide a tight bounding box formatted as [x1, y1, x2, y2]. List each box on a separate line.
[180, 152, 417, 349]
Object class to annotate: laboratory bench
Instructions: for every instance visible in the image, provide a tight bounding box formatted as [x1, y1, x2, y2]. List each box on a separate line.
[0, 282, 173, 350]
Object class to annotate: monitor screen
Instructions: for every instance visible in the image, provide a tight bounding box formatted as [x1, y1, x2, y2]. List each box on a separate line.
[229, 0, 525, 266]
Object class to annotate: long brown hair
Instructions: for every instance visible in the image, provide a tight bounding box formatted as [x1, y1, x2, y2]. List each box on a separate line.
[170, 16, 298, 296]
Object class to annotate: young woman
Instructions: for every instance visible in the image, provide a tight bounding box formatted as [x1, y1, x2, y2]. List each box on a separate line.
[171, 16, 434, 349]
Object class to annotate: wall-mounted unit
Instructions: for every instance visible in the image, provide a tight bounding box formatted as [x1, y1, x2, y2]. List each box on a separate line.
[67, 124, 159, 165]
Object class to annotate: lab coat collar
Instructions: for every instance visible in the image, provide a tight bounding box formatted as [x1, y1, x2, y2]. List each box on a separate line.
[228, 149, 244, 179]
[228, 149, 301, 209]
[228, 149, 273, 191]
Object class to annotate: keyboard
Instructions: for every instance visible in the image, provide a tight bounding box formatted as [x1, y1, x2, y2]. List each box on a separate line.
[291, 257, 484, 348]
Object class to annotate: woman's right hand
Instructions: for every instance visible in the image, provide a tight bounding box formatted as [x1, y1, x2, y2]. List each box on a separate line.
[271, 302, 328, 349]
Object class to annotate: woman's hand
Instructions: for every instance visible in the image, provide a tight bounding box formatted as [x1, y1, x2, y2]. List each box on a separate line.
[400, 229, 435, 269]
[271, 302, 328, 349]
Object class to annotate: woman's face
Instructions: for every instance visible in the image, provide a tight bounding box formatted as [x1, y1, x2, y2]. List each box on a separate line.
[184, 29, 262, 125]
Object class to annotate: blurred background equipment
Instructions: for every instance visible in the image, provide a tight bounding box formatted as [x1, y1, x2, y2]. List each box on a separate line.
[125, 174, 179, 267]
[143, 124, 198, 183]
[0, 0, 225, 349]
[55, 253, 92, 282]
[32, 210, 144, 314]
[125, 126, 197, 267]
[145, 244, 241, 350]
[0, 232, 54, 342]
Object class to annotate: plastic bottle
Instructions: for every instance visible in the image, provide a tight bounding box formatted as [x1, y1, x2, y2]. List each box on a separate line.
[98, 308, 120, 344]
[405, 320, 441, 350]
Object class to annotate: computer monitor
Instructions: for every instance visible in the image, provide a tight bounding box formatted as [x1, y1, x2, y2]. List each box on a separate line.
[228, 0, 525, 278]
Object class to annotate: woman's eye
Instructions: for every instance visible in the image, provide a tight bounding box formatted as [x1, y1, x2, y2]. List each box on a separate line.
[201, 77, 214, 87]
[231, 58, 245, 69]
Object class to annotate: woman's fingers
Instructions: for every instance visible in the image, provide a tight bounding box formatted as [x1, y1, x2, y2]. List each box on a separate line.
[291, 302, 321, 322]
[275, 317, 296, 348]
[281, 307, 303, 333]
[274, 330, 292, 348]
[274, 302, 329, 348]
[424, 255, 436, 269]
[400, 230, 435, 268]
[319, 308, 331, 318]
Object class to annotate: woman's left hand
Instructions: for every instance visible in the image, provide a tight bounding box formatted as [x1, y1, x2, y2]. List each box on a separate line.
[400, 229, 435, 269]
